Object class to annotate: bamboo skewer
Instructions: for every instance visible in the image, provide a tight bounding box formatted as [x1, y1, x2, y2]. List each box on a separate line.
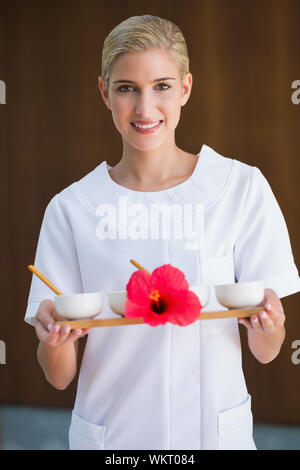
[130, 259, 152, 275]
[27, 265, 63, 296]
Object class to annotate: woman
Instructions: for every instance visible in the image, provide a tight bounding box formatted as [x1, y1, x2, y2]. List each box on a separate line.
[25, 14, 300, 450]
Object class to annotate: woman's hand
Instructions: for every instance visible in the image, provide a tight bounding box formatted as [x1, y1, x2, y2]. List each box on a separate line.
[238, 288, 286, 363]
[34, 299, 90, 347]
[238, 288, 285, 333]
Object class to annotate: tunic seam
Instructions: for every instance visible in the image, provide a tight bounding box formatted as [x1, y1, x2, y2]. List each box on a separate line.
[166, 215, 171, 450]
[73, 182, 98, 215]
[168, 323, 171, 450]
[198, 314, 202, 449]
[233, 164, 257, 239]
[204, 158, 237, 212]
[54, 194, 85, 293]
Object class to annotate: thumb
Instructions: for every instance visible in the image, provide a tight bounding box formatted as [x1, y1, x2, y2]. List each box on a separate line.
[48, 302, 66, 322]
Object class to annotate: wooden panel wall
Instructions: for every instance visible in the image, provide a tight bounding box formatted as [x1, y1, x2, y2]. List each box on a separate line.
[0, 0, 299, 424]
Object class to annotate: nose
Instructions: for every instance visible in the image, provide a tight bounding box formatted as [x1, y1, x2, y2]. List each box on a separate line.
[135, 90, 156, 117]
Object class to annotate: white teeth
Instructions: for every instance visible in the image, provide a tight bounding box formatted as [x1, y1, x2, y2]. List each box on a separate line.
[133, 121, 161, 129]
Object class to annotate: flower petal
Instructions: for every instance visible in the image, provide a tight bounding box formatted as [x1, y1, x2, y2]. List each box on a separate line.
[124, 299, 169, 326]
[124, 299, 150, 319]
[142, 308, 170, 327]
[150, 264, 189, 295]
[126, 269, 151, 305]
[168, 290, 202, 326]
[125, 263, 201, 328]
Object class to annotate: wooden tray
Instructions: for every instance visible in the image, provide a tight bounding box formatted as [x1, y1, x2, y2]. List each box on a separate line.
[54, 307, 262, 329]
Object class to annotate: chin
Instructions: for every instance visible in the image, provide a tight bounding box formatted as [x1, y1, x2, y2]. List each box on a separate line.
[122, 135, 164, 152]
[130, 141, 164, 152]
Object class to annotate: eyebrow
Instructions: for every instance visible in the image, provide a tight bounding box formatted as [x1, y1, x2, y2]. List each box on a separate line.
[112, 77, 176, 84]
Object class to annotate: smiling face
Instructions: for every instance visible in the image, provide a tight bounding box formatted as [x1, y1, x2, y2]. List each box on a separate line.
[98, 48, 192, 152]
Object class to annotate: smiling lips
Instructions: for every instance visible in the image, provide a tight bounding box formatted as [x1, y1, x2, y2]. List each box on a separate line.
[131, 120, 163, 133]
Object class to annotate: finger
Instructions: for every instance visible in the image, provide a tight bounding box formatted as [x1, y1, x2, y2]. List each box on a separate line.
[53, 327, 90, 346]
[35, 318, 51, 343]
[263, 290, 284, 313]
[264, 302, 285, 327]
[36, 303, 62, 333]
[62, 328, 82, 343]
[259, 289, 278, 310]
[54, 326, 84, 346]
[49, 325, 81, 346]
[250, 315, 263, 330]
[67, 328, 85, 343]
[35, 311, 55, 333]
[39, 300, 67, 324]
[45, 324, 62, 346]
[259, 311, 276, 334]
[54, 325, 72, 345]
[38, 301, 57, 324]
[263, 288, 278, 304]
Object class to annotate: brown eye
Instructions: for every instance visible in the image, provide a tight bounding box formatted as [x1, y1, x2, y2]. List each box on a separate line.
[117, 83, 171, 92]
[157, 83, 170, 90]
[117, 85, 134, 92]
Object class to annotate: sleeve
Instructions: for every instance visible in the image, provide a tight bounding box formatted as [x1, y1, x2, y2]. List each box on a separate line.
[233, 166, 300, 299]
[24, 194, 83, 326]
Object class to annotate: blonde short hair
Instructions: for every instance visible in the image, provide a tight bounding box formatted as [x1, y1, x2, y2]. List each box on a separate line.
[101, 14, 189, 88]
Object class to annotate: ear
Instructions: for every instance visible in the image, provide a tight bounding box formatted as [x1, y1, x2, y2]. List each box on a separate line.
[98, 76, 111, 110]
[180, 72, 193, 107]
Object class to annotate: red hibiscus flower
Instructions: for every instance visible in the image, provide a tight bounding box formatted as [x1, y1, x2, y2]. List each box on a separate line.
[124, 264, 202, 327]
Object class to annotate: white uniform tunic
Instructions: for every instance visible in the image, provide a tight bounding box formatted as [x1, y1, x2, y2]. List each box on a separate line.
[24, 144, 300, 450]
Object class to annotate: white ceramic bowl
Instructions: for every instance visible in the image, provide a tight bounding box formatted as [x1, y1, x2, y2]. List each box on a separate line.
[55, 292, 104, 319]
[215, 281, 264, 309]
[108, 286, 210, 317]
[108, 291, 128, 317]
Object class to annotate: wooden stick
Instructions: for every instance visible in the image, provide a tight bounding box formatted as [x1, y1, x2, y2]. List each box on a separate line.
[27, 265, 63, 296]
[130, 259, 152, 276]
[54, 307, 263, 329]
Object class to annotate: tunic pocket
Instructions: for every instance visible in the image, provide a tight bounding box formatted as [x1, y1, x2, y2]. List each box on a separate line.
[199, 255, 235, 335]
[69, 410, 106, 450]
[217, 394, 256, 450]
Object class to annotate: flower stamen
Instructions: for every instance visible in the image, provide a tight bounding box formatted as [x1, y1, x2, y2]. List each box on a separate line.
[149, 288, 160, 304]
